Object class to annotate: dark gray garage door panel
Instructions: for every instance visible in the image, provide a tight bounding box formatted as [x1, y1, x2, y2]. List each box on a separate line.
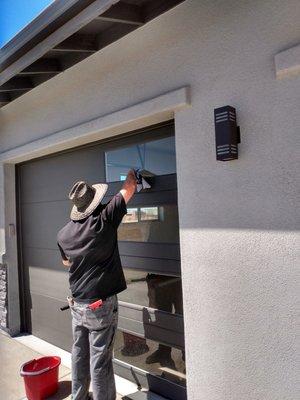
[31, 293, 73, 350]
[21, 201, 70, 249]
[20, 146, 105, 204]
[27, 265, 69, 302]
[19, 145, 105, 350]
[23, 247, 67, 273]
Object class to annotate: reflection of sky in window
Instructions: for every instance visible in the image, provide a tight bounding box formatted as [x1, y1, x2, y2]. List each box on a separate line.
[106, 137, 176, 182]
[0, 0, 54, 48]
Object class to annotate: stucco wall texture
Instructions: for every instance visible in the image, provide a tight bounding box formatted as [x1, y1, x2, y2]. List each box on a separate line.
[0, 1, 299, 399]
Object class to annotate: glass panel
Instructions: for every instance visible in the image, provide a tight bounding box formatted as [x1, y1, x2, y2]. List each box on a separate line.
[118, 204, 179, 243]
[114, 330, 186, 387]
[140, 207, 159, 221]
[118, 269, 183, 315]
[122, 208, 139, 223]
[105, 136, 176, 182]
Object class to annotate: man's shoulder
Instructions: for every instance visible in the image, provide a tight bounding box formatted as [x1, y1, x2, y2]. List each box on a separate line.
[57, 220, 74, 242]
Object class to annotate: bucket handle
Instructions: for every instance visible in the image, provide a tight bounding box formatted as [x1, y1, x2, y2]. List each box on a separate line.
[20, 360, 51, 376]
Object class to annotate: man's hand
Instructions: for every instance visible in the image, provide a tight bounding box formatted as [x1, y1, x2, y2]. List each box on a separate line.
[62, 259, 71, 267]
[120, 169, 137, 204]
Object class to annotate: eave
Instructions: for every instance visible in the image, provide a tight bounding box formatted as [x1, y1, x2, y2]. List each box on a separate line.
[0, 0, 186, 108]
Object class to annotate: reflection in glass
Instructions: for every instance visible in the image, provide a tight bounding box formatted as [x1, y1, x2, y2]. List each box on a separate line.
[122, 208, 139, 223]
[114, 330, 186, 387]
[117, 249, 185, 390]
[117, 269, 185, 385]
[118, 269, 183, 315]
[146, 274, 183, 314]
[105, 136, 176, 182]
[118, 204, 179, 243]
[140, 207, 159, 221]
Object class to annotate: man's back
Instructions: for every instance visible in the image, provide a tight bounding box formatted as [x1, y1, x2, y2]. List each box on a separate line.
[57, 192, 127, 302]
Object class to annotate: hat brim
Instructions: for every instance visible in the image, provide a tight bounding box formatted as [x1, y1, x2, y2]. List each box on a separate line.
[70, 183, 108, 221]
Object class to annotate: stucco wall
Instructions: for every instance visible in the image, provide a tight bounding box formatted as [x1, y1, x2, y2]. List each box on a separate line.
[0, 1, 299, 399]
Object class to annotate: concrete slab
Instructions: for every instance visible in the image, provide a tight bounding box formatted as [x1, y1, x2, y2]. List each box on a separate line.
[14, 334, 136, 399]
[1, 331, 124, 400]
[0, 331, 70, 400]
[15, 334, 72, 370]
[45, 373, 123, 400]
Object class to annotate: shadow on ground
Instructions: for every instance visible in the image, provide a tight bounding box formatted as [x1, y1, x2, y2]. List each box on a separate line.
[46, 380, 72, 400]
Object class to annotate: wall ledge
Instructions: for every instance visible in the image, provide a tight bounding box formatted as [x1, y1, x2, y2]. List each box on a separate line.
[275, 43, 300, 79]
[0, 86, 190, 164]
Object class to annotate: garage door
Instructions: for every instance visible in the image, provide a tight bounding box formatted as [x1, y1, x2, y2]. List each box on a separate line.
[18, 122, 186, 399]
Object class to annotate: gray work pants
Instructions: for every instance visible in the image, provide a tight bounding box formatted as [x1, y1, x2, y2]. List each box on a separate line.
[70, 295, 118, 400]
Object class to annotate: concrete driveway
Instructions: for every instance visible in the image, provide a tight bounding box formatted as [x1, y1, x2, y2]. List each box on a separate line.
[0, 331, 71, 400]
[0, 331, 123, 400]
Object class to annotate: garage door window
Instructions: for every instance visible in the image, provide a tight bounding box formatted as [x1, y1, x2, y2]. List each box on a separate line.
[118, 204, 179, 243]
[114, 330, 186, 387]
[105, 136, 176, 182]
[118, 269, 183, 315]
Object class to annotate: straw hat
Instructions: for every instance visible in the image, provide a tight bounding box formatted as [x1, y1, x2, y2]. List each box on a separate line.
[68, 181, 108, 221]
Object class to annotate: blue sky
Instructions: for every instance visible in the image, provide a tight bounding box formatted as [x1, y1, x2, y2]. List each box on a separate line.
[0, 0, 54, 48]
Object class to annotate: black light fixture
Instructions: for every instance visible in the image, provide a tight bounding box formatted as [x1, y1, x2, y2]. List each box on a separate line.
[214, 105, 240, 161]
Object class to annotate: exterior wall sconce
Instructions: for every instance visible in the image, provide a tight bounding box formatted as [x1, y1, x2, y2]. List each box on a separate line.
[214, 105, 241, 161]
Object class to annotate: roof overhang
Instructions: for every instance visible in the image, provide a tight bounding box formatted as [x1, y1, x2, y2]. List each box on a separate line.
[0, 0, 186, 108]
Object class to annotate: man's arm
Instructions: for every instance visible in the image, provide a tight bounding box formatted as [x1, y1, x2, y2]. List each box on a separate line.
[57, 242, 71, 268]
[120, 169, 137, 204]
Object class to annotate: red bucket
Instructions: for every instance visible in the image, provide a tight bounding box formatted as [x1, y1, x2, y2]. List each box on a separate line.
[20, 356, 61, 400]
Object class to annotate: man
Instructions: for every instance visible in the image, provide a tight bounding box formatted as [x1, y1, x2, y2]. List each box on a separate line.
[57, 169, 137, 400]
